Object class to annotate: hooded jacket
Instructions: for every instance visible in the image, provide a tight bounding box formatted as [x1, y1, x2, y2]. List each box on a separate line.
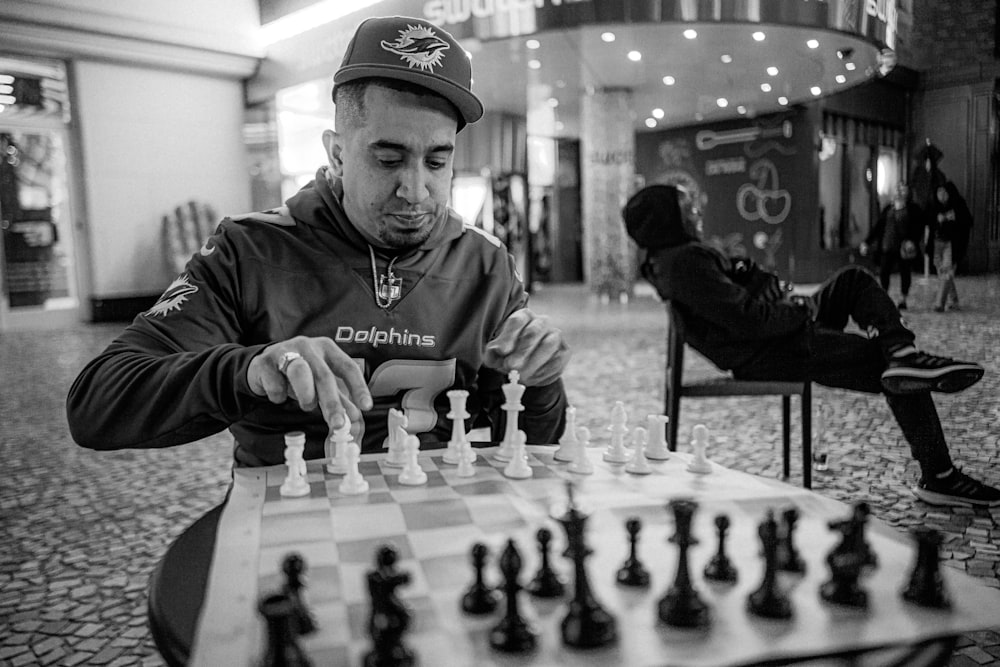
[624, 184, 810, 372]
[67, 167, 565, 465]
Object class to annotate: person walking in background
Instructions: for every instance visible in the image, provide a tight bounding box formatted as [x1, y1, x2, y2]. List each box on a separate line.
[860, 183, 925, 310]
[930, 182, 972, 312]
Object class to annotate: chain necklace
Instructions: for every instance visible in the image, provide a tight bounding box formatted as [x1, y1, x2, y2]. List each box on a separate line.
[369, 245, 402, 309]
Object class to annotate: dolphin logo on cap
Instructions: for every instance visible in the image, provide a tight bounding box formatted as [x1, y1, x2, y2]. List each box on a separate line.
[380, 24, 450, 72]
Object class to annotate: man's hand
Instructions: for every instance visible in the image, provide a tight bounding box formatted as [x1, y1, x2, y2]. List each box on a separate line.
[859, 242, 870, 257]
[247, 336, 373, 432]
[483, 308, 569, 386]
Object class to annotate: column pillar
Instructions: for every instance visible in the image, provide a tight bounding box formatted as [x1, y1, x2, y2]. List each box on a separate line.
[580, 87, 635, 301]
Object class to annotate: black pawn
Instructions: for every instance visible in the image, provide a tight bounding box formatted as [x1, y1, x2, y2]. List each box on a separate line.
[703, 514, 738, 583]
[528, 527, 566, 598]
[658, 498, 710, 628]
[489, 539, 538, 653]
[902, 527, 951, 609]
[282, 553, 317, 635]
[364, 545, 415, 667]
[747, 510, 793, 619]
[776, 508, 806, 574]
[616, 517, 651, 587]
[462, 542, 500, 614]
[258, 592, 313, 667]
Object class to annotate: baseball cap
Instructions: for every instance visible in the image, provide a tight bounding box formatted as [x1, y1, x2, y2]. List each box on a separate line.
[333, 16, 484, 130]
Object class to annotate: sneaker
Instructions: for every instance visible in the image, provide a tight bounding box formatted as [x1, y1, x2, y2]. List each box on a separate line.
[881, 351, 984, 394]
[913, 468, 1000, 508]
[897, 300, 908, 310]
[933, 305, 946, 313]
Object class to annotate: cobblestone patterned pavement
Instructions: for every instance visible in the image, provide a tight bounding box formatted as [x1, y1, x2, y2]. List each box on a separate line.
[1, 275, 998, 666]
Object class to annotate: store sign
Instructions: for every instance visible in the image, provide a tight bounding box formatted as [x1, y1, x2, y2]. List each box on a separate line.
[424, 0, 587, 25]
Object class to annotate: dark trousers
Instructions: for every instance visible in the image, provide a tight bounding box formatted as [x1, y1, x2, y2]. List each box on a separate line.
[877, 252, 913, 299]
[736, 266, 954, 477]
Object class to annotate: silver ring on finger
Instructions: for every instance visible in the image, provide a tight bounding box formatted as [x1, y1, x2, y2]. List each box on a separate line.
[277, 351, 304, 375]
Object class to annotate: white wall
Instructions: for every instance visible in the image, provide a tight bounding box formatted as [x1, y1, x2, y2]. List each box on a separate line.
[75, 60, 251, 296]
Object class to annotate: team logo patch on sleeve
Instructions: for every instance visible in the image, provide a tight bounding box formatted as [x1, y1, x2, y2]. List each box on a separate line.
[381, 25, 450, 72]
[145, 274, 198, 317]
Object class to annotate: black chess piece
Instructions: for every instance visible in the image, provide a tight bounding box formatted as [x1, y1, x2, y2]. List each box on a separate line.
[616, 517, 651, 587]
[747, 510, 793, 619]
[703, 514, 738, 583]
[282, 553, 317, 635]
[528, 527, 566, 598]
[258, 592, 313, 667]
[819, 504, 871, 609]
[901, 527, 951, 609]
[775, 507, 806, 574]
[462, 542, 500, 614]
[364, 545, 415, 667]
[557, 482, 618, 648]
[658, 498, 710, 628]
[489, 539, 539, 653]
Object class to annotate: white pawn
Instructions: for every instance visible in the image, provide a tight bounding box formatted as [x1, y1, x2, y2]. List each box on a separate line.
[338, 441, 369, 494]
[644, 414, 671, 460]
[687, 424, 713, 474]
[567, 426, 594, 475]
[603, 401, 631, 463]
[503, 430, 533, 479]
[456, 438, 477, 477]
[494, 370, 525, 462]
[443, 390, 470, 464]
[625, 426, 652, 475]
[398, 435, 428, 485]
[553, 405, 579, 462]
[280, 432, 310, 497]
[384, 409, 408, 468]
[325, 420, 352, 474]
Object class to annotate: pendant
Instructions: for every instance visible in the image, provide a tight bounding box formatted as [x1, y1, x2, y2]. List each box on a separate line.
[377, 273, 402, 305]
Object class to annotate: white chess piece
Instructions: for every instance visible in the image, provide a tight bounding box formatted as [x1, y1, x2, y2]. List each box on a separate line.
[603, 401, 631, 463]
[384, 409, 408, 468]
[338, 441, 369, 494]
[456, 438, 477, 477]
[494, 370, 525, 462]
[553, 405, 579, 462]
[443, 390, 470, 464]
[625, 426, 652, 475]
[644, 414, 671, 460]
[567, 426, 594, 475]
[325, 421, 352, 474]
[503, 430, 532, 479]
[398, 435, 428, 485]
[280, 432, 310, 497]
[687, 423, 713, 474]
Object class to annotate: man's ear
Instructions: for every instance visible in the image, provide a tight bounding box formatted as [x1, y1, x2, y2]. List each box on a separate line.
[322, 130, 344, 177]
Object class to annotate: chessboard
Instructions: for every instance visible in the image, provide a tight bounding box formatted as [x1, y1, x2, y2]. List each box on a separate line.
[188, 446, 1000, 667]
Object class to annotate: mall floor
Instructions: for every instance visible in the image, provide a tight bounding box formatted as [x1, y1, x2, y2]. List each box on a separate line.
[1, 274, 998, 667]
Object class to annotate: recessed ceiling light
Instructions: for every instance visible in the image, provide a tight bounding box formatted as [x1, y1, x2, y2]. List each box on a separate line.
[645, 118, 657, 128]
[835, 74, 847, 84]
[547, 97, 559, 107]
[628, 50, 642, 61]
[845, 62, 857, 71]
[717, 98, 728, 108]
[760, 83, 772, 92]
[695, 112, 704, 121]
[737, 105, 747, 114]
[778, 96, 789, 105]
[652, 108, 664, 119]
[767, 66, 779, 76]
[752, 31, 766, 41]
[807, 39, 819, 49]
[528, 59, 541, 70]
[683, 29, 697, 39]
[721, 54, 733, 63]
[811, 86, 822, 96]
[601, 32, 615, 42]
[526, 39, 540, 50]
[662, 75, 676, 85]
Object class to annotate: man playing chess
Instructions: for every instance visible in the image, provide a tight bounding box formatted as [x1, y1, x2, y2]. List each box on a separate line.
[66, 16, 569, 466]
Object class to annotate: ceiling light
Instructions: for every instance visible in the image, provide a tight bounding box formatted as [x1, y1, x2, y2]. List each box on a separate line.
[652, 108, 664, 119]
[737, 105, 747, 114]
[778, 96, 789, 105]
[835, 74, 847, 84]
[526, 39, 540, 49]
[767, 66, 779, 76]
[717, 98, 728, 108]
[807, 39, 819, 49]
[695, 112, 704, 121]
[683, 29, 697, 39]
[528, 60, 541, 70]
[547, 97, 559, 107]
[720, 54, 733, 63]
[645, 118, 657, 128]
[752, 31, 766, 41]
[760, 83, 772, 92]
[845, 62, 857, 71]
[811, 86, 822, 96]
[601, 32, 615, 42]
[662, 75, 676, 85]
[836, 48, 854, 60]
[628, 50, 642, 61]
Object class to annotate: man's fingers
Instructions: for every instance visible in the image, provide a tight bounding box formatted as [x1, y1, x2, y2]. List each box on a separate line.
[512, 333, 569, 385]
[486, 309, 535, 358]
[282, 356, 316, 411]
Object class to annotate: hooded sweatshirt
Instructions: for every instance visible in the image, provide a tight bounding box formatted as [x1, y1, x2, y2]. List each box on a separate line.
[623, 184, 810, 372]
[67, 167, 565, 465]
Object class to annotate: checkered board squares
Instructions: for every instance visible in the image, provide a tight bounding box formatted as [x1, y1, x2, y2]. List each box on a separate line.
[190, 446, 1000, 667]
